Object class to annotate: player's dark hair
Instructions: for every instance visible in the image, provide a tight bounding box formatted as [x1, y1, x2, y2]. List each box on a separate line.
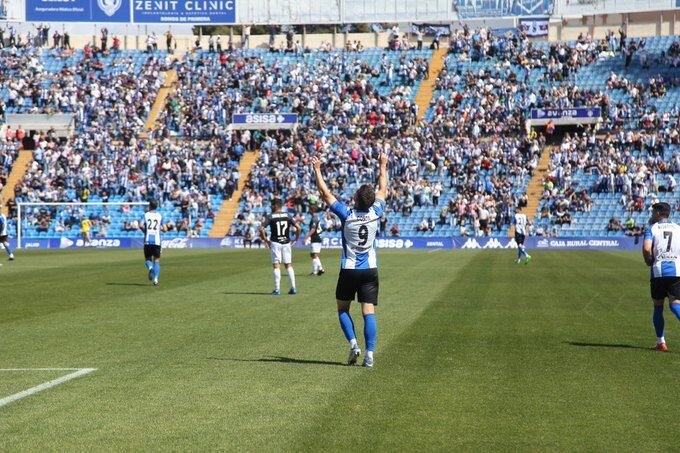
[149, 200, 158, 210]
[354, 184, 375, 212]
[271, 199, 282, 211]
[652, 202, 671, 219]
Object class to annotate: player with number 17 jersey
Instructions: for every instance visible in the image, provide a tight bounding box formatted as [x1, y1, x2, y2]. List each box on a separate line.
[260, 199, 301, 296]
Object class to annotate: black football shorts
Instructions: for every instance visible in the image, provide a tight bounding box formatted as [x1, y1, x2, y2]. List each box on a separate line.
[336, 268, 379, 305]
[650, 277, 680, 301]
[144, 244, 162, 260]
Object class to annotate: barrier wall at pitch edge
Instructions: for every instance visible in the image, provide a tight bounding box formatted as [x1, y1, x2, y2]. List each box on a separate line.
[9, 236, 643, 250]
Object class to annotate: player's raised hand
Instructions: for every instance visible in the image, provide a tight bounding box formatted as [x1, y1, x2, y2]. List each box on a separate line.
[311, 156, 321, 171]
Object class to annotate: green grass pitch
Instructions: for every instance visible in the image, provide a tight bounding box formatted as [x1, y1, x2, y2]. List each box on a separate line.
[1, 248, 679, 451]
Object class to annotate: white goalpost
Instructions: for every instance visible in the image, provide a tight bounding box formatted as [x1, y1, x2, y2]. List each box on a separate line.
[16, 202, 150, 249]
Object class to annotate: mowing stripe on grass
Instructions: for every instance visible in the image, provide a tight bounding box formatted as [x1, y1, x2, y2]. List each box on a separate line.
[0, 368, 97, 408]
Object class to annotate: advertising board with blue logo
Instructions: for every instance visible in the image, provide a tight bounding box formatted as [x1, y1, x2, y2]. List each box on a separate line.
[451, 236, 641, 250]
[26, 0, 234, 23]
[26, 0, 131, 22]
[231, 113, 298, 130]
[10, 236, 641, 251]
[529, 107, 602, 126]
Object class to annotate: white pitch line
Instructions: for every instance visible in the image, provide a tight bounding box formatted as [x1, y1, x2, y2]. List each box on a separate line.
[0, 368, 80, 371]
[0, 368, 97, 407]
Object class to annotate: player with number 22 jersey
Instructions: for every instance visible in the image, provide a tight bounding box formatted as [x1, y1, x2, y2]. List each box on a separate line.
[141, 200, 163, 287]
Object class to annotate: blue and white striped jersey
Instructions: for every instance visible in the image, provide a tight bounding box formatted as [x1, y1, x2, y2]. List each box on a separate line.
[513, 213, 528, 235]
[0, 213, 8, 237]
[0, 213, 7, 236]
[331, 198, 384, 270]
[645, 221, 680, 278]
[144, 211, 163, 246]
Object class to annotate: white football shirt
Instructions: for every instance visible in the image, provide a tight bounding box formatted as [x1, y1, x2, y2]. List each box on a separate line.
[331, 199, 384, 270]
[645, 221, 680, 278]
[144, 211, 163, 246]
[514, 213, 528, 235]
[0, 213, 7, 236]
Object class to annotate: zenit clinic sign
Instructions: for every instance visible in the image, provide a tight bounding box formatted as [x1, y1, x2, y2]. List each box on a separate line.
[134, 0, 236, 23]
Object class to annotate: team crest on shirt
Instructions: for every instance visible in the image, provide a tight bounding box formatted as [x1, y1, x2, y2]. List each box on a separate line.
[98, 0, 122, 17]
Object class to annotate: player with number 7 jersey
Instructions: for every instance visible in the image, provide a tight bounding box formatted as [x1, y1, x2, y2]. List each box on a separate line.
[643, 202, 680, 351]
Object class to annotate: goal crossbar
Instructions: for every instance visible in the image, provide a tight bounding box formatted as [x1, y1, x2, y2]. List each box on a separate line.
[16, 202, 149, 249]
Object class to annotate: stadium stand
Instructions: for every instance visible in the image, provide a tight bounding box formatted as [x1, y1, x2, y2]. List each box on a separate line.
[534, 129, 679, 237]
[227, 47, 447, 239]
[1, 26, 679, 240]
[1, 47, 234, 239]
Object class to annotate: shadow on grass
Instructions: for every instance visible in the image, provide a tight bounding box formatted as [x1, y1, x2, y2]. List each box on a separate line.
[207, 356, 345, 367]
[566, 341, 662, 352]
[106, 282, 149, 287]
[221, 291, 274, 295]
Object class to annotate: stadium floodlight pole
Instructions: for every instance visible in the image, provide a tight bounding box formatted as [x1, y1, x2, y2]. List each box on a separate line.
[16, 202, 150, 249]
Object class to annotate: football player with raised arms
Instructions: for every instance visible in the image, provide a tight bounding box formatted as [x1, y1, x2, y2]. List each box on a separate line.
[643, 202, 680, 351]
[260, 199, 301, 296]
[312, 152, 388, 368]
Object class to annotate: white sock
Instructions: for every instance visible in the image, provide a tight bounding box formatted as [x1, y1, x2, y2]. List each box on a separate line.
[658, 336, 666, 345]
[287, 267, 296, 289]
[349, 339, 358, 349]
[366, 350, 374, 360]
[273, 268, 281, 291]
[311, 259, 318, 274]
[315, 258, 323, 271]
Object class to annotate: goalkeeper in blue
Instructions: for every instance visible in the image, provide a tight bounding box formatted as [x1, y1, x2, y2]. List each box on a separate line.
[311, 152, 389, 368]
[0, 211, 15, 261]
[643, 202, 680, 351]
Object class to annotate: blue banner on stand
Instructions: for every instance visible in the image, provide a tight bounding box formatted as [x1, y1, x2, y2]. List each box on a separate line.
[231, 113, 298, 130]
[519, 17, 549, 37]
[26, 0, 131, 22]
[133, 0, 236, 23]
[530, 107, 601, 120]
